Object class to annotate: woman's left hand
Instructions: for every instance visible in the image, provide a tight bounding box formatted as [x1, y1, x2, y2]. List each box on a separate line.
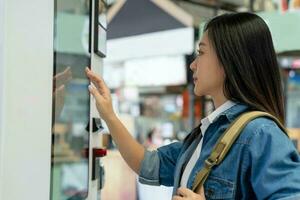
[172, 187, 206, 200]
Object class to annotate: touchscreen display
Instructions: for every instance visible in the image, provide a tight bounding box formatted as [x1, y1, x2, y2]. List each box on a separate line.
[50, 0, 91, 199]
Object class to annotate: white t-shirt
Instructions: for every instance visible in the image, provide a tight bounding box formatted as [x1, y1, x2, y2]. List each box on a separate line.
[180, 100, 236, 187]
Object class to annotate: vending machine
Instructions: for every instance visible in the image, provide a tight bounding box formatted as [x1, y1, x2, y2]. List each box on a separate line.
[0, 0, 108, 199]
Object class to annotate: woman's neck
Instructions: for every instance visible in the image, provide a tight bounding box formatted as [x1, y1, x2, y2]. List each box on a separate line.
[211, 91, 228, 109]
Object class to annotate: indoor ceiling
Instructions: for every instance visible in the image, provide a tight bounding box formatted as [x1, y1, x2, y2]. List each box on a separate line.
[171, 0, 277, 26]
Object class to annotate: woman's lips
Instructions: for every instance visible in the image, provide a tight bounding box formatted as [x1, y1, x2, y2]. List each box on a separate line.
[193, 77, 198, 83]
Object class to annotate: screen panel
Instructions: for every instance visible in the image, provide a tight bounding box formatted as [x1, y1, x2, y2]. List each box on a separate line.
[50, 0, 91, 199]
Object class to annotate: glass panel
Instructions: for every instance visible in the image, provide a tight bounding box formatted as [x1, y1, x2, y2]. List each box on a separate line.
[98, 0, 107, 29]
[51, 0, 91, 199]
[96, 24, 107, 57]
[94, 0, 107, 57]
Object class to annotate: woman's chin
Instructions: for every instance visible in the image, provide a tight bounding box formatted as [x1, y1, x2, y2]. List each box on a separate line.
[193, 88, 203, 97]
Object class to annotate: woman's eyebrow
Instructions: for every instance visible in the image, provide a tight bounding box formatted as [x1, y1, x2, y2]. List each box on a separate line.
[198, 42, 207, 48]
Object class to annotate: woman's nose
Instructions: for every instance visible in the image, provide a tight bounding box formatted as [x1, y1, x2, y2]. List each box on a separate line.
[190, 59, 196, 71]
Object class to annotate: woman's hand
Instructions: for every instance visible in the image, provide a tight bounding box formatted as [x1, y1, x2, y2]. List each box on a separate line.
[85, 67, 116, 122]
[85, 68, 145, 174]
[172, 187, 206, 200]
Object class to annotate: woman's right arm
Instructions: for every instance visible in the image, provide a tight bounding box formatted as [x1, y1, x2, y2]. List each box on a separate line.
[86, 67, 144, 174]
[85, 67, 184, 187]
[105, 115, 145, 174]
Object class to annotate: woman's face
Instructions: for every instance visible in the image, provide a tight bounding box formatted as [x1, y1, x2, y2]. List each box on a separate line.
[190, 31, 225, 97]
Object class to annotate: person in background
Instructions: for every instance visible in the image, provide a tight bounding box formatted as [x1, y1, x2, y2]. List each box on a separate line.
[143, 127, 163, 150]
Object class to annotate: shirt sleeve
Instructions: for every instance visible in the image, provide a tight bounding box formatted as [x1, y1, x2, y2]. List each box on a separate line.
[247, 121, 300, 200]
[138, 141, 183, 186]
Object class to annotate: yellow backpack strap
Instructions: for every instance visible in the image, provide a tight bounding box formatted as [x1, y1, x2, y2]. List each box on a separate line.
[192, 111, 288, 193]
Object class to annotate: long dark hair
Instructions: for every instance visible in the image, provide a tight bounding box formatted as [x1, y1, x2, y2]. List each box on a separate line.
[204, 12, 285, 124]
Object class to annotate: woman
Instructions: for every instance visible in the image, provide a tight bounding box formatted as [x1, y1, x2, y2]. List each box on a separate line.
[86, 12, 300, 199]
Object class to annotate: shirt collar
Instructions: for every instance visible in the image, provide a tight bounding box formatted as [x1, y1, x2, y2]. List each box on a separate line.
[201, 100, 237, 125]
[198, 101, 250, 136]
[220, 102, 250, 122]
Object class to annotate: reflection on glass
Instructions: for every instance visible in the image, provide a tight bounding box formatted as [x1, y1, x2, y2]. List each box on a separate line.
[51, 0, 91, 199]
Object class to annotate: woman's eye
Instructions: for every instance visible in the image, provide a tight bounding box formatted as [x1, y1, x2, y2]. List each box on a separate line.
[197, 50, 204, 55]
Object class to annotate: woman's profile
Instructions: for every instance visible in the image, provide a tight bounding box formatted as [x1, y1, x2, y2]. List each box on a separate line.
[86, 12, 300, 200]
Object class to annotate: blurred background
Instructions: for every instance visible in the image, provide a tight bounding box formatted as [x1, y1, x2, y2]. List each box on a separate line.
[50, 0, 300, 199]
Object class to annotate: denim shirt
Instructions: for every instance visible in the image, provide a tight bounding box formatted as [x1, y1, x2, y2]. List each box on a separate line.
[138, 103, 300, 200]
